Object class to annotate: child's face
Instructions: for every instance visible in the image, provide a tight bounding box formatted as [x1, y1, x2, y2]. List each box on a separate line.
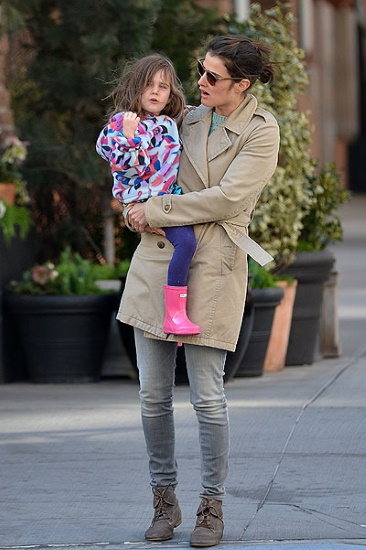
[141, 70, 171, 115]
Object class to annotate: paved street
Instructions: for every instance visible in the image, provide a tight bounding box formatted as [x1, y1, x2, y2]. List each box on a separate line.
[0, 196, 365, 550]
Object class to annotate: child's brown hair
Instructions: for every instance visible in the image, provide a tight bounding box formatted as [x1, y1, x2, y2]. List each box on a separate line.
[107, 54, 186, 120]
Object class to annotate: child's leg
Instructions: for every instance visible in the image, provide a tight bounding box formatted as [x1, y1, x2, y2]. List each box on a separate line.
[162, 225, 200, 335]
[164, 226, 196, 286]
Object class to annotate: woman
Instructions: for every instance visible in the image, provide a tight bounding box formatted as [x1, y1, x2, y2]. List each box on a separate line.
[123, 36, 280, 547]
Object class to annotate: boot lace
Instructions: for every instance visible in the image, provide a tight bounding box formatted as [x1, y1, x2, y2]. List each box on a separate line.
[196, 500, 220, 531]
[153, 488, 174, 523]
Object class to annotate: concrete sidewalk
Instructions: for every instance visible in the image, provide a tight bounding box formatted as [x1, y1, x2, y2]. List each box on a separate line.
[0, 196, 365, 550]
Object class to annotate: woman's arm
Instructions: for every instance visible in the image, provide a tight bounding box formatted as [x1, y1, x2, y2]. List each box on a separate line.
[142, 121, 280, 229]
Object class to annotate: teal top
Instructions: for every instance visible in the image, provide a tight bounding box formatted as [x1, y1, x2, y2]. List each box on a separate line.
[209, 111, 228, 136]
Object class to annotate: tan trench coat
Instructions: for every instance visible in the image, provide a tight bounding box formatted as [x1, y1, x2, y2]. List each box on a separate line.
[117, 94, 280, 352]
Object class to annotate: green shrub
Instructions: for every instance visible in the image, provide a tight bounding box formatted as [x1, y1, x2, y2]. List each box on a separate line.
[297, 162, 351, 251]
[8, 246, 111, 296]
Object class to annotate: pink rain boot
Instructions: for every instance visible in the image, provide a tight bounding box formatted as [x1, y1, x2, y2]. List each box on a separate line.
[163, 285, 201, 335]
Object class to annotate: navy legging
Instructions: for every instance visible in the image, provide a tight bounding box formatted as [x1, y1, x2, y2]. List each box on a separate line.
[164, 225, 196, 286]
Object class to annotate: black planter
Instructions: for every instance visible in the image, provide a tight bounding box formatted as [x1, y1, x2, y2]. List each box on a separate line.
[223, 290, 254, 383]
[4, 293, 118, 383]
[116, 276, 138, 373]
[118, 321, 137, 370]
[235, 286, 284, 377]
[0, 229, 37, 383]
[282, 249, 335, 366]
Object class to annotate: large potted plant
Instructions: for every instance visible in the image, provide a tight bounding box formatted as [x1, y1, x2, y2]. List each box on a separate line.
[225, 4, 350, 367]
[4, 247, 118, 383]
[283, 163, 350, 365]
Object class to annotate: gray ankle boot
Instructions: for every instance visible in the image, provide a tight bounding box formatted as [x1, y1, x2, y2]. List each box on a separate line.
[190, 497, 224, 547]
[145, 485, 182, 541]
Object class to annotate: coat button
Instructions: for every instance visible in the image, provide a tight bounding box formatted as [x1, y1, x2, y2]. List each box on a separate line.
[157, 241, 165, 249]
[164, 205, 170, 212]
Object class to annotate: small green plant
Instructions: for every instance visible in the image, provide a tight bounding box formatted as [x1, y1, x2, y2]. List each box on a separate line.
[249, 259, 276, 289]
[8, 246, 113, 296]
[91, 259, 131, 280]
[297, 162, 351, 252]
[0, 200, 32, 243]
[249, 259, 295, 288]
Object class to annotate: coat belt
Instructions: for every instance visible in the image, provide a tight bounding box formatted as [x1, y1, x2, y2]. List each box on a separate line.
[219, 222, 273, 266]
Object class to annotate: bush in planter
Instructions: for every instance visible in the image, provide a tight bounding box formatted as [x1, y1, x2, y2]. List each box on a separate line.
[221, 4, 350, 367]
[5, 247, 118, 383]
[297, 162, 351, 253]
[283, 163, 350, 365]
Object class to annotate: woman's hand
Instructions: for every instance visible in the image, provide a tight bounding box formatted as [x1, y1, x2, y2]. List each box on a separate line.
[128, 203, 165, 236]
[128, 203, 147, 231]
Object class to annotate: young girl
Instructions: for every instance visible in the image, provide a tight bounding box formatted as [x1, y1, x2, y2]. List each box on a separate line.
[96, 54, 200, 336]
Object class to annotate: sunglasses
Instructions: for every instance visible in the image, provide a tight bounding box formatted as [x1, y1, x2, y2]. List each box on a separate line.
[197, 58, 244, 86]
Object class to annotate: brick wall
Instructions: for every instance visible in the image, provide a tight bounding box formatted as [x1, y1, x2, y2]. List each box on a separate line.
[0, 34, 16, 142]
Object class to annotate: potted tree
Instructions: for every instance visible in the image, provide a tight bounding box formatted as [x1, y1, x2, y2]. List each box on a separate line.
[4, 247, 119, 383]
[225, 4, 350, 367]
[283, 163, 350, 365]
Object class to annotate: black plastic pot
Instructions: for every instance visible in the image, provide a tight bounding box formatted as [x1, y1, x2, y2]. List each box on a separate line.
[235, 286, 284, 377]
[118, 321, 137, 370]
[116, 275, 138, 373]
[4, 293, 118, 383]
[282, 249, 335, 366]
[0, 229, 36, 383]
[223, 290, 254, 383]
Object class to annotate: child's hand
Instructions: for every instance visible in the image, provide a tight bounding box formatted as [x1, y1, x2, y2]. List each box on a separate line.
[123, 111, 140, 139]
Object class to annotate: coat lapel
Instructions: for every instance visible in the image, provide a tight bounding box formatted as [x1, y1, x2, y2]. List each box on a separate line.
[181, 106, 211, 187]
[181, 95, 258, 187]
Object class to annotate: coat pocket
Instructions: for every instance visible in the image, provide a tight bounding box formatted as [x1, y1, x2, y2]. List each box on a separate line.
[220, 227, 237, 275]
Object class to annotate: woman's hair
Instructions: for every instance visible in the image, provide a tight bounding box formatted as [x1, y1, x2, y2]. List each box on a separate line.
[107, 54, 186, 120]
[206, 35, 275, 88]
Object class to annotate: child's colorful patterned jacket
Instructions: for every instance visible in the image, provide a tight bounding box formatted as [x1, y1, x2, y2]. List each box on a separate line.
[96, 112, 181, 204]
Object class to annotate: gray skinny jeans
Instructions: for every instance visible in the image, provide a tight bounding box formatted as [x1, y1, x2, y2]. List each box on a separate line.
[134, 328, 229, 499]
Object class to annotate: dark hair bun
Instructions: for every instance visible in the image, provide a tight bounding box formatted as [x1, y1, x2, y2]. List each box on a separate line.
[259, 65, 275, 84]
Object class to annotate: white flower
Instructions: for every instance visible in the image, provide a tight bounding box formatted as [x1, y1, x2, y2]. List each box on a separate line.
[0, 200, 6, 219]
[2, 137, 28, 165]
